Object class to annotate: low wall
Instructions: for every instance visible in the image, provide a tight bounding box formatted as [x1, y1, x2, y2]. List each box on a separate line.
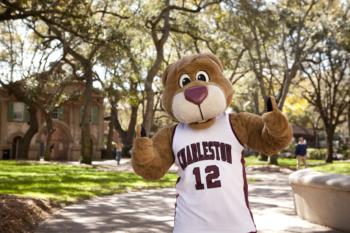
[289, 169, 350, 232]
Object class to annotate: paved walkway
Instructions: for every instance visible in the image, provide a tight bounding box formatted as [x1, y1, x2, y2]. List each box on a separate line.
[36, 160, 343, 233]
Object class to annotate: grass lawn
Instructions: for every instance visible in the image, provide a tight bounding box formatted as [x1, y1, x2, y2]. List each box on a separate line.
[244, 156, 350, 175]
[0, 161, 178, 204]
[312, 162, 350, 175]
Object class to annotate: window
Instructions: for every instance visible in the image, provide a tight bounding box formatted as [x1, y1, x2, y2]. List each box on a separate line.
[52, 107, 64, 120]
[7, 102, 29, 122]
[52, 109, 59, 119]
[91, 105, 99, 125]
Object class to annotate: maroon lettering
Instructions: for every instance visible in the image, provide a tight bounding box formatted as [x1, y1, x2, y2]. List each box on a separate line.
[203, 142, 211, 160]
[196, 142, 205, 161]
[220, 143, 227, 162]
[213, 141, 221, 160]
[225, 144, 232, 164]
[205, 165, 221, 189]
[190, 143, 199, 163]
[208, 141, 215, 160]
[177, 141, 233, 170]
[186, 145, 193, 166]
[177, 148, 187, 169]
[192, 165, 222, 190]
[192, 167, 205, 190]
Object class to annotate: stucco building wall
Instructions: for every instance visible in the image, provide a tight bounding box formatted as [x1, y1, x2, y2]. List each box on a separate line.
[0, 88, 104, 161]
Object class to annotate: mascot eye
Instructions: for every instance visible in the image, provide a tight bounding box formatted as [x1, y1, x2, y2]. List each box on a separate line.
[196, 71, 209, 82]
[179, 74, 191, 87]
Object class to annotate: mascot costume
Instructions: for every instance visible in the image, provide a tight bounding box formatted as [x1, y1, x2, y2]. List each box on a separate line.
[132, 53, 292, 233]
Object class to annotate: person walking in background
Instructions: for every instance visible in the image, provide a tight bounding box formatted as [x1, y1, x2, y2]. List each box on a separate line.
[115, 141, 123, 165]
[295, 137, 308, 169]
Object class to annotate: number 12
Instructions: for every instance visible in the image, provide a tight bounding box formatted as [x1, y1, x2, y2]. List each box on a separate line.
[192, 165, 221, 190]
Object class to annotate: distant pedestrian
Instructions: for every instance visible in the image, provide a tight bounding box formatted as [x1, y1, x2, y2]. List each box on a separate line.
[115, 142, 123, 165]
[112, 142, 117, 160]
[49, 144, 55, 157]
[295, 137, 308, 169]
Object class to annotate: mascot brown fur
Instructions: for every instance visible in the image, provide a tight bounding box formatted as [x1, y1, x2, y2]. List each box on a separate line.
[132, 53, 292, 233]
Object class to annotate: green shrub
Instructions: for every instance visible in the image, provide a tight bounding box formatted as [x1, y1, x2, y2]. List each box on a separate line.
[307, 148, 327, 160]
[282, 142, 296, 153]
[338, 149, 350, 160]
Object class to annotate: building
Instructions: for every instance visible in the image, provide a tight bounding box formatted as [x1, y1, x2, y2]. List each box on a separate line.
[101, 117, 122, 160]
[0, 85, 104, 161]
[292, 125, 316, 147]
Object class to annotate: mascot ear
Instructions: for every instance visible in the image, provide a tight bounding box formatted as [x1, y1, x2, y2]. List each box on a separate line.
[203, 53, 224, 71]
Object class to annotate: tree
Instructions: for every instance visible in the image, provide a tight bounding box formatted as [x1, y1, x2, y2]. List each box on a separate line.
[28, 62, 78, 161]
[301, 46, 350, 163]
[0, 20, 66, 160]
[348, 104, 350, 148]
[0, 81, 39, 159]
[0, 56, 75, 161]
[21, 0, 130, 164]
[96, 23, 143, 156]
[228, 0, 324, 110]
[214, 0, 344, 164]
[140, 0, 222, 135]
[96, 65, 140, 158]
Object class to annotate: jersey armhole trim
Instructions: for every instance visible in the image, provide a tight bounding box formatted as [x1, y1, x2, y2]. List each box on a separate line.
[171, 124, 178, 162]
[228, 113, 245, 148]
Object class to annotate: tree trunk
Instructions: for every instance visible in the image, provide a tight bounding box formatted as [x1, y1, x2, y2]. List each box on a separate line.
[17, 105, 38, 160]
[253, 89, 260, 114]
[113, 104, 138, 158]
[325, 129, 334, 163]
[142, 1, 170, 135]
[258, 154, 268, 161]
[348, 104, 350, 148]
[268, 154, 279, 165]
[312, 122, 318, 148]
[126, 105, 138, 145]
[123, 105, 139, 157]
[80, 73, 93, 164]
[143, 80, 155, 135]
[106, 106, 115, 159]
[277, 65, 299, 111]
[43, 113, 54, 161]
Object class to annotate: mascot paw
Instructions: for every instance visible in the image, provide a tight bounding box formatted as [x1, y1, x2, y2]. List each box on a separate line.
[133, 124, 154, 164]
[262, 97, 289, 136]
[136, 124, 148, 138]
[265, 96, 278, 112]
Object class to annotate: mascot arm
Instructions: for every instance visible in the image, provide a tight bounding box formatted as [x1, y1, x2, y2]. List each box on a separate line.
[132, 126, 175, 180]
[230, 97, 292, 155]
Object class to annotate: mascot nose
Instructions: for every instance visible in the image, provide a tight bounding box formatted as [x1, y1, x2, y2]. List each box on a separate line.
[184, 86, 208, 105]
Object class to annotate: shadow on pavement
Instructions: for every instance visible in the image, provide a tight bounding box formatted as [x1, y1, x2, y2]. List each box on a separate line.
[36, 169, 345, 233]
[36, 189, 175, 233]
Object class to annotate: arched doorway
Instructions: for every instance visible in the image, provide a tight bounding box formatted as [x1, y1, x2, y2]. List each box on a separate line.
[89, 138, 93, 157]
[11, 136, 22, 159]
[51, 127, 69, 160]
[37, 120, 73, 161]
[89, 135, 98, 160]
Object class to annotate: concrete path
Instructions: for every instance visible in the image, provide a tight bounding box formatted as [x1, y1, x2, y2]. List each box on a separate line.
[247, 169, 343, 233]
[36, 161, 343, 233]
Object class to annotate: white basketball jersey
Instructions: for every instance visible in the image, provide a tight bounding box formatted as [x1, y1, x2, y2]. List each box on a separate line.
[172, 113, 256, 233]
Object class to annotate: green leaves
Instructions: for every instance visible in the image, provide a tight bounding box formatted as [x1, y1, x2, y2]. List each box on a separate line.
[0, 0, 349, 138]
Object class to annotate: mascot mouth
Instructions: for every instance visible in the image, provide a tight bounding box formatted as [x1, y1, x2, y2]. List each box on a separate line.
[172, 84, 227, 124]
[184, 86, 208, 121]
[191, 105, 213, 123]
[198, 105, 205, 120]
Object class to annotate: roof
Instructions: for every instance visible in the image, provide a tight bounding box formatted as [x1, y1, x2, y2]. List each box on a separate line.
[0, 81, 103, 101]
[292, 125, 314, 136]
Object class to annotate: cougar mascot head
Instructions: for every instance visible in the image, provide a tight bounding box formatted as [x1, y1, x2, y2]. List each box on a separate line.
[162, 53, 232, 126]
